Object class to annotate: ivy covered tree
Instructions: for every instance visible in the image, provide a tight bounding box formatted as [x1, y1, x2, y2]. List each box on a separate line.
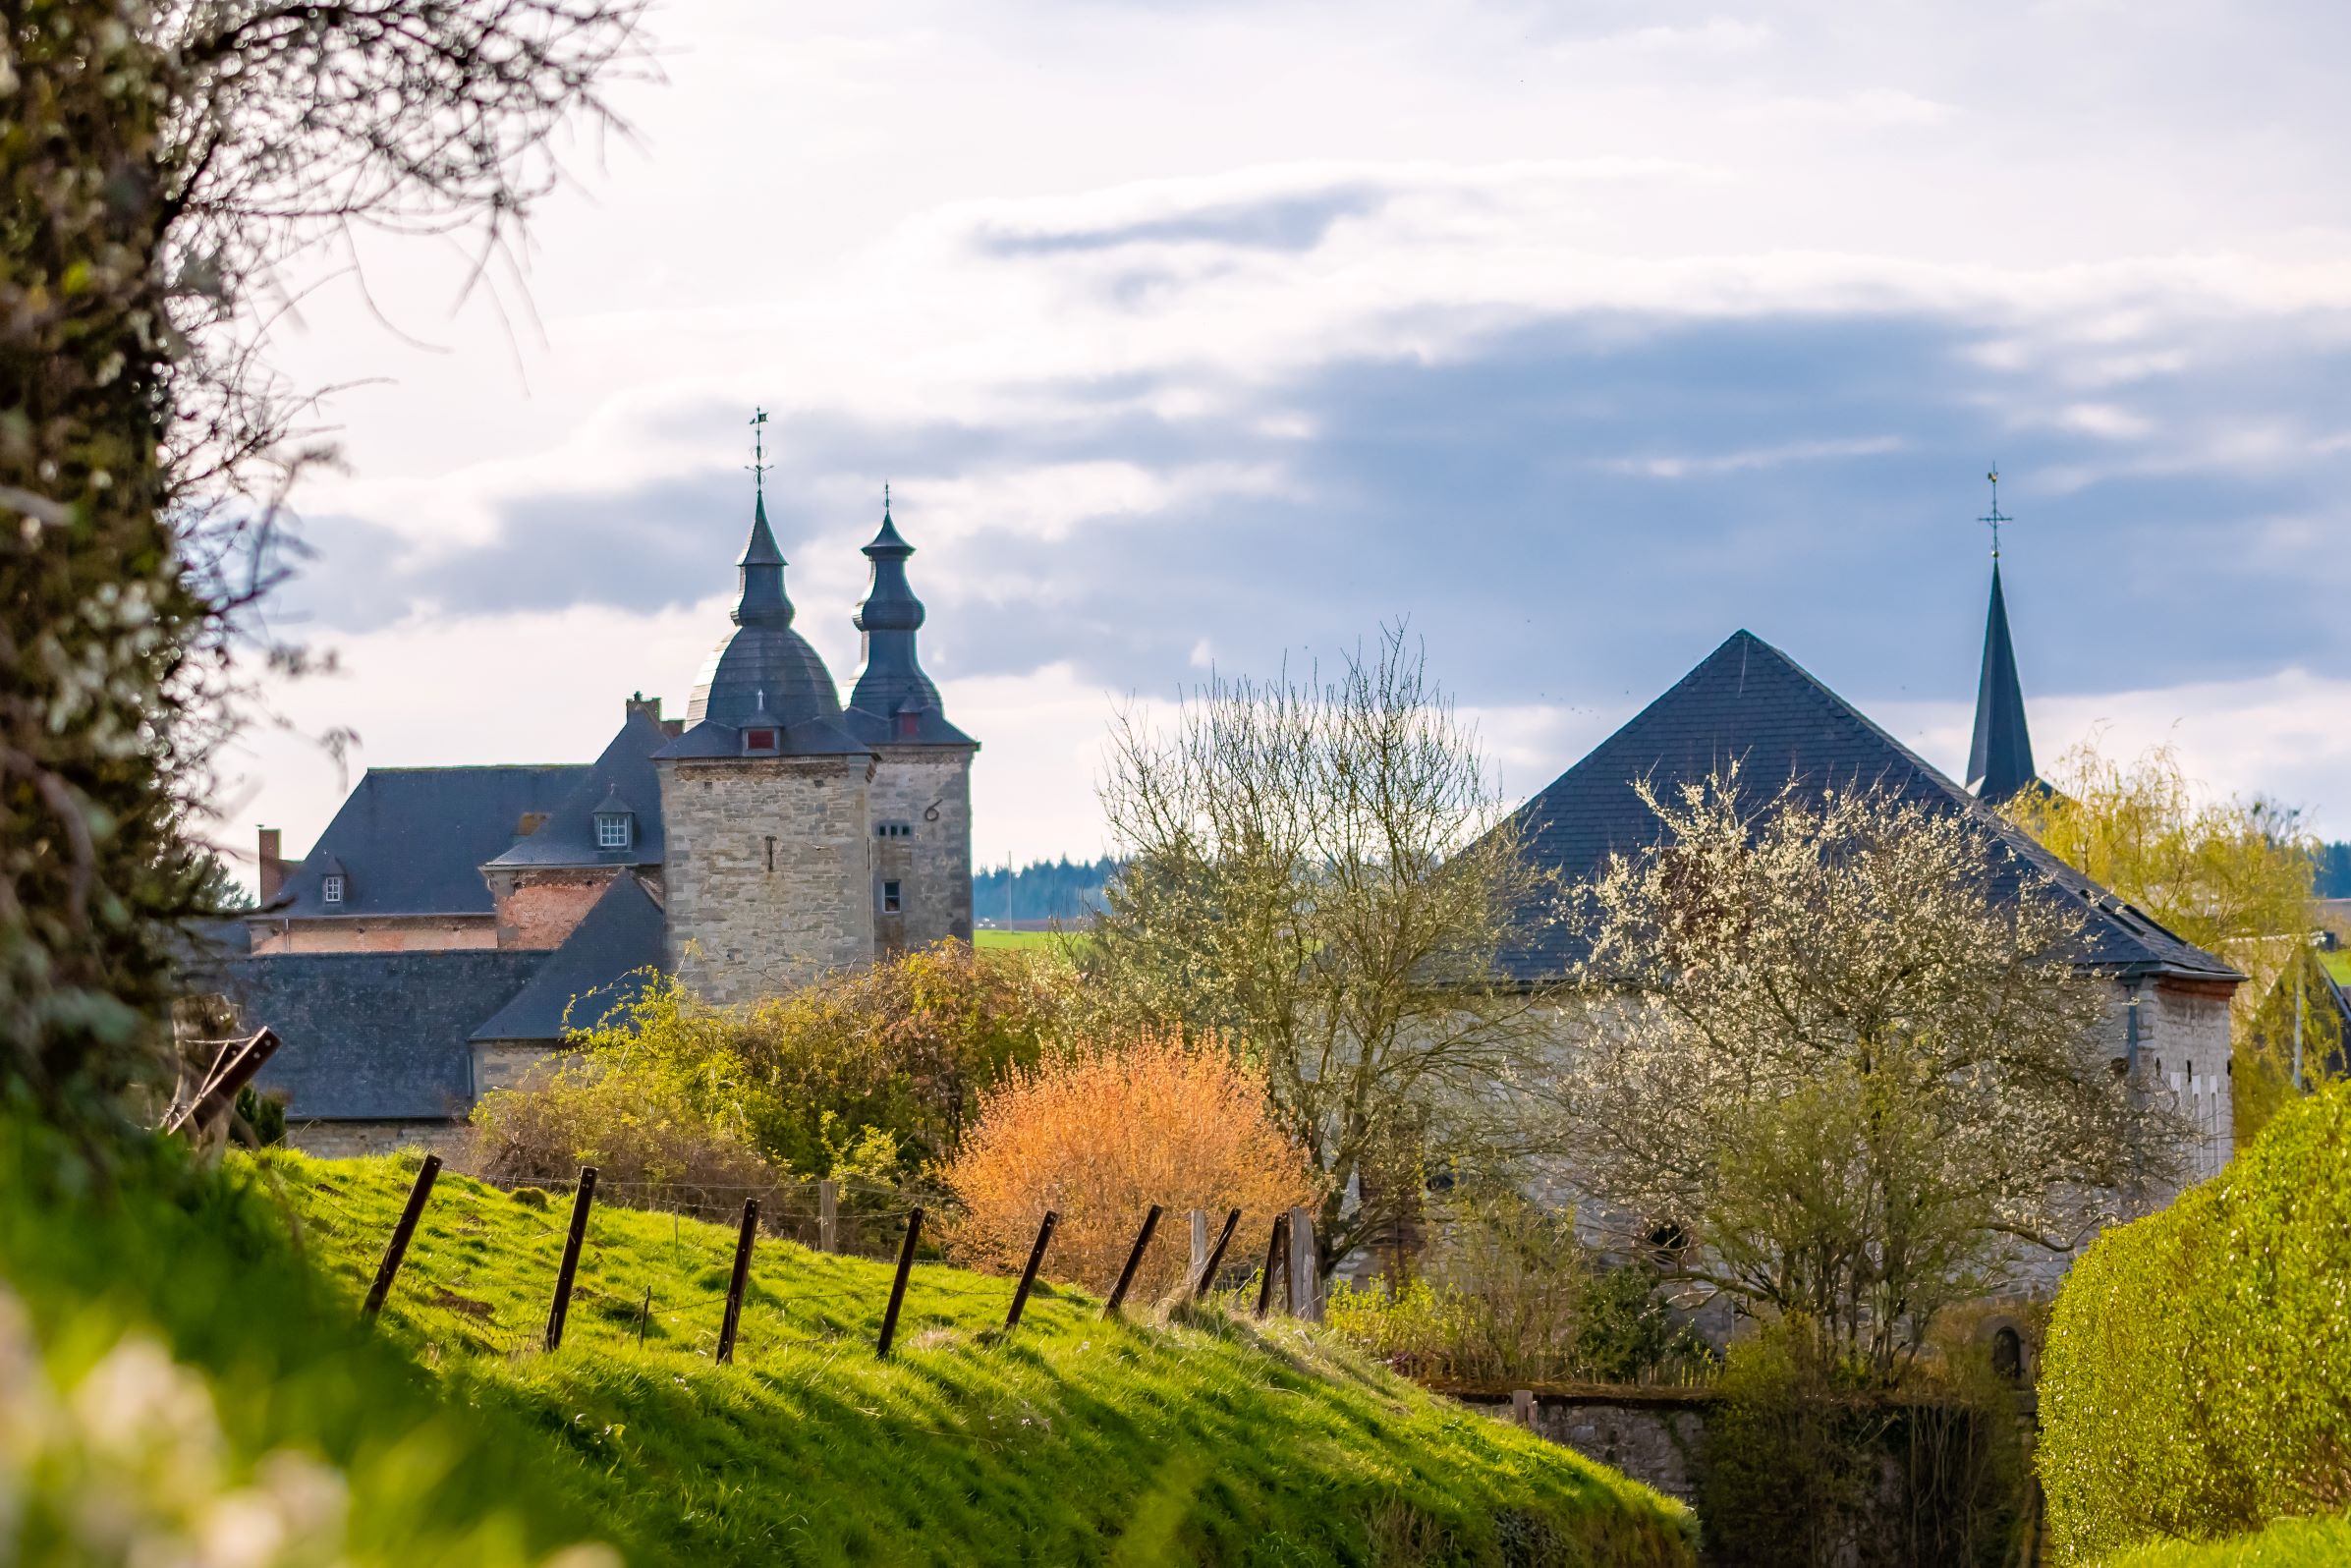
[1, 0, 642, 1135]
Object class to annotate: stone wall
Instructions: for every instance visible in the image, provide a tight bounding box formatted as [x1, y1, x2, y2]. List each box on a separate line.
[484, 867, 624, 950]
[472, 1040, 564, 1094]
[1456, 1389, 1710, 1505]
[868, 747, 975, 951]
[248, 917, 498, 955]
[286, 1118, 470, 1160]
[659, 754, 876, 1004]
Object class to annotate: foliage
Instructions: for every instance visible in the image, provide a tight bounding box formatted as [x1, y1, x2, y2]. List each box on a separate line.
[1566, 766, 2182, 1377]
[0, 1119, 613, 1565]
[2008, 742, 2327, 1135]
[253, 1148, 1702, 1567]
[2234, 944, 2347, 1146]
[486, 944, 1077, 1186]
[1326, 1264, 1709, 1388]
[2, 0, 641, 1140]
[233, 1082, 286, 1147]
[1697, 1323, 2029, 1568]
[2039, 1078, 2351, 1563]
[940, 1031, 1319, 1299]
[469, 1048, 789, 1211]
[1087, 625, 1565, 1274]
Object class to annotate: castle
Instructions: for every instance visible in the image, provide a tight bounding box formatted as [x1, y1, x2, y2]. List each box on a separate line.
[218, 481, 976, 1153]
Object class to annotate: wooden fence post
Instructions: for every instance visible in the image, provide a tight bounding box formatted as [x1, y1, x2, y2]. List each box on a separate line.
[543, 1166, 597, 1353]
[716, 1197, 758, 1366]
[1102, 1204, 1164, 1318]
[362, 1153, 441, 1319]
[1005, 1210, 1058, 1330]
[1189, 1209, 1208, 1284]
[1286, 1206, 1322, 1323]
[1193, 1206, 1242, 1300]
[1256, 1213, 1288, 1317]
[638, 1287, 652, 1348]
[818, 1179, 839, 1253]
[876, 1206, 924, 1358]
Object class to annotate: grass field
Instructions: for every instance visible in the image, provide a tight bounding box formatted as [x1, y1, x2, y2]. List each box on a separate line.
[973, 926, 1088, 953]
[252, 1149, 1696, 1565]
[2098, 1514, 2351, 1565]
[2321, 948, 2350, 985]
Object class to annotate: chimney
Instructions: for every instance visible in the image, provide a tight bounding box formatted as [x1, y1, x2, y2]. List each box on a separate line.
[626, 692, 664, 725]
[257, 827, 285, 904]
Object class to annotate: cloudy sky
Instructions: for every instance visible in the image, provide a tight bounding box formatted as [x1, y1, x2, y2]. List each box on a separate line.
[223, 0, 2351, 875]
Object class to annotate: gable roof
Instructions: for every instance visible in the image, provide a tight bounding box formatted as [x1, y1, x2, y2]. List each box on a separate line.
[1496, 630, 2241, 987]
[471, 875, 667, 1042]
[205, 949, 543, 1119]
[262, 765, 588, 920]
[483, 710, 669, 870]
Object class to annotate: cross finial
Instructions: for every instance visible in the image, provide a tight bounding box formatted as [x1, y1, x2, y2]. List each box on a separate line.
[747, 408, 770, 491]
[1978, 466, 2012, 559]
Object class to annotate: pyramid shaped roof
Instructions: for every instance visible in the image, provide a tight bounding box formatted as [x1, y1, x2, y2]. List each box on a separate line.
[1496, 630, 2240, 987]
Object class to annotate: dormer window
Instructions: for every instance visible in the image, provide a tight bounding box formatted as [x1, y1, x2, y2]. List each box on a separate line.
[595, 812, 633, 851]
[745, 728, 778, 755]
[321, 874, 346, 905]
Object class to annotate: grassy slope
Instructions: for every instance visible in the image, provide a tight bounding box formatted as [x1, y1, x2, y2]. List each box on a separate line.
[2098, 1515, 2351, 1566]
[267, 1149, 1697, 1567]
[2321, 949, 2350, 985]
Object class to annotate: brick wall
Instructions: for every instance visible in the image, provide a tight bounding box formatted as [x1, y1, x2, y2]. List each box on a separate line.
[659, 754, 877, 1004]
[484, 868, 623, 949]
[247, 917, 498, 955]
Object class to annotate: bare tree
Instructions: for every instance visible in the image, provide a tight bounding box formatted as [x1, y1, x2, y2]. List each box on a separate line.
[1564, 765, 2187, 1377]
[1, 0, 644, 1134]
[1086, 626, 1565, 1274]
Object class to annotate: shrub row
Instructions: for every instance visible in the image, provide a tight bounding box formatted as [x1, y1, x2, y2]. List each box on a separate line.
[2040, 1078, 2351, 1561]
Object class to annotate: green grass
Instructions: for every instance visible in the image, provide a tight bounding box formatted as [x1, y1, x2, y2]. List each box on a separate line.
[2321, 949, 2350, 985]
[254, 1148, 1696, 1565]
[973, 926, 1086, 953]
[2097, 1514, 2351, 1565]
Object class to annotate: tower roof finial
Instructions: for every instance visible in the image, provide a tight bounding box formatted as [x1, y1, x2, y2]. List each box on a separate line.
[748, 407, 771, 494]
[1978, 465, 2012, 560]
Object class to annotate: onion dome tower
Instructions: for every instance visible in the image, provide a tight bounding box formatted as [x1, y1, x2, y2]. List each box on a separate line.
[844, 490, 974, 747]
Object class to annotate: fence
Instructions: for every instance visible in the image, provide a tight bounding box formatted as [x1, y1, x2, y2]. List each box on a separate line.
[338, 1159, 1328, 1366]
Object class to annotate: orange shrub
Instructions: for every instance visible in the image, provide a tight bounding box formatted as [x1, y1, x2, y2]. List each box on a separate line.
[941, 1032, 1319, 1302]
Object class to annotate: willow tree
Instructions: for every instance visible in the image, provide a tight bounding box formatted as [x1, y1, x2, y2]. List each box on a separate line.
[1086, 627, 1564, 1274]
[2, 0, 643, 1135]
[1568, 768, 2186, 1379]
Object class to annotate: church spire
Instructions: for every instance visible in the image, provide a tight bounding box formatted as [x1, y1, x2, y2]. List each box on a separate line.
[848, 489, 967, 745]
[1967, 470, 2037, 804]
[733, 409, 794, 629]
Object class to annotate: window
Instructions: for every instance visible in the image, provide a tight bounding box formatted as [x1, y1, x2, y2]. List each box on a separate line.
[745, 728, 778, 754]
[321, 874, 345, 905]
[874, 821, 913, 839]
[595, 812, 632, 850]
[881, 879, 903, 914]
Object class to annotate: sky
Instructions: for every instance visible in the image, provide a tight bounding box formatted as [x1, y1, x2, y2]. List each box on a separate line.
[219, 0, 2351, 878]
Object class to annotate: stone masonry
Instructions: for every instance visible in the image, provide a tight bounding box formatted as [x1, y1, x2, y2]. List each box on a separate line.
[659, 754, 878, 1004]
[868, 747, 976, 953]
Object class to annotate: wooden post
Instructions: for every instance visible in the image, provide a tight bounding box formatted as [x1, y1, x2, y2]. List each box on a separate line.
[638, 1287, 652, 1349]
[543, 1165, 597, 1353]
[1512, 1389, 1537, 1430]
[362, 1153, 441, 1318]
[1102, 1204, 1164, 1318]
[1005, 1210, 1058, 1330]
[1193, 1207, 1242, 1300]
[1286, 1205, 1322, 1323]
[1255, 1213, 1288, 1317]
[1189, 1209, 1209, 1284]
[716, 1197, 758, 1366]
[876, 1206, 924, 1358]
[818, 1179, 839, 1253]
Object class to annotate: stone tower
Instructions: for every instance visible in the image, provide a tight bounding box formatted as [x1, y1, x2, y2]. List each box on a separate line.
[841, 496, 979, 954]
[655, 489, 878, 1004]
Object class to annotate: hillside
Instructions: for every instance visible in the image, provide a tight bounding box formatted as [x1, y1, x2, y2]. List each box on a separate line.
[98, 1145, 1696, 1565]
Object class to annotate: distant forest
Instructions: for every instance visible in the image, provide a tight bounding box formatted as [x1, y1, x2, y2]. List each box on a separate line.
[2321, 842, 2351, 899]
[972, 857, 1119, 924]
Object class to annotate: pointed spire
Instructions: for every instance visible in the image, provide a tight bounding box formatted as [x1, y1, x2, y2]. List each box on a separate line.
[1968, 560, 2038, 804]
[732, 412, 793, 628]
[850, 488, 968, 746]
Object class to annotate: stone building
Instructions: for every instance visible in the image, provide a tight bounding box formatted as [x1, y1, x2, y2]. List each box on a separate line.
[208, 485, 977, 1153]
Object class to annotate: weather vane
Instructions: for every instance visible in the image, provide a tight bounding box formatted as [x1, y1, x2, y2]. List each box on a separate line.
[748, 407, 770, 491]
[1978, 466, 2012, 559]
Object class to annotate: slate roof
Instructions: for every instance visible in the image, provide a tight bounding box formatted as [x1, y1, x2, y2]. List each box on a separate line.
[1496, 630, 2242, 987]
[686, 490, 850, 732]
[844, 505, 976, 749]
[483, 710, 669, 869]
[472, 875, 667, 1042]
[260, 765, 587, 920]
[204, 949, 542, 1119]
[1968, 563, 2040, 804]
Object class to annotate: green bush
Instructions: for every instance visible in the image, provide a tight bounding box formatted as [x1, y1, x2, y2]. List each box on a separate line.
[2040, 1079, 2351, 1561]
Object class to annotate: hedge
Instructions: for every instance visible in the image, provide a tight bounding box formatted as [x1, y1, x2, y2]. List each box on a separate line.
[2040, 1078, 2351, 1561]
